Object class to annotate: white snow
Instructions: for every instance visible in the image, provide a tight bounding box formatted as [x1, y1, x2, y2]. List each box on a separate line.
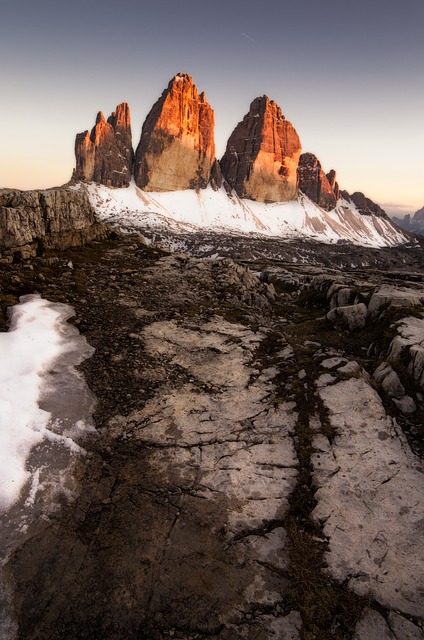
[74, 181, 411, 248]
[0, 294, 94, 512]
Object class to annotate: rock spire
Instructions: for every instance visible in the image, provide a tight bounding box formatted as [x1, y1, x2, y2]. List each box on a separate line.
[297, 153, 339, 211]
[73, 103, 133, 188]
[220, 96, 302, 203]
[133, 74, 215, 191]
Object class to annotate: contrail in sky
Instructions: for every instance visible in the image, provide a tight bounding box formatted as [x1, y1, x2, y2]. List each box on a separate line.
[242, 32, 256, 43]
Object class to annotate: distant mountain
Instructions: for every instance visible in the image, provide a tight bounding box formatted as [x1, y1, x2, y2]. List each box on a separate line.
[71, 72, 413, 249]
[393, 207, 424, 236]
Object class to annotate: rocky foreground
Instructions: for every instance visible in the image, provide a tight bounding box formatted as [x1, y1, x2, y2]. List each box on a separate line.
[1, 236, 424, 639]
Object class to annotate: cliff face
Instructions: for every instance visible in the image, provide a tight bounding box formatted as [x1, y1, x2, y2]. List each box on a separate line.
[297, 153, 338, 211]
[73, 103, 133, 188]
[0, 189, 106, 259]
[133, 74, 215, 192]
[220, 96, 301, 203]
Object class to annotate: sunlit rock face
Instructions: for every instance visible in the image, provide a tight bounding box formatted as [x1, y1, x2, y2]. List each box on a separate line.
[73, 103, 133, 188]
[220, 96, 301, 203]
[133, 74, 215, 192]
[297, 152, 338, 211]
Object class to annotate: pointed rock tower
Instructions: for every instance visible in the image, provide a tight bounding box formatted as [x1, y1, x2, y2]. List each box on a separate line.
[73, 103, 133, 188]
[297, 153, 339, 211]
[133, 73, 215, 192]
[220, 96, 301, 202]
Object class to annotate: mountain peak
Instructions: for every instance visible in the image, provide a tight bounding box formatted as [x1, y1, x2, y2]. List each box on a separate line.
[220, 97, 301, 203]
[133, 74, 215, 192]
[73, 104, 133, 188]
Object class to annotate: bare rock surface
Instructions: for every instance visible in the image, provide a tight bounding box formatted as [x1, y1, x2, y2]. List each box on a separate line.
[313, 376, 424, 618]
[0, 189, 106, 260]
[73, 103, 134, 188]
[353, 608, 424, 639]
[134, 74, 215, 192]
[368, 285, 424, 319]
[220, 96, 301, 203]
[1, 239, 424, 638]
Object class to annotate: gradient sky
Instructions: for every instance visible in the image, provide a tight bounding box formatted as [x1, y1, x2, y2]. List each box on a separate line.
[1, 0, 423, 216]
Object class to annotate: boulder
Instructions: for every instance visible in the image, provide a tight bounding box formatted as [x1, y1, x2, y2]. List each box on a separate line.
[133, 74, 215, 192]
[220, 96, 301, 203]
[326, 303, 368, 331]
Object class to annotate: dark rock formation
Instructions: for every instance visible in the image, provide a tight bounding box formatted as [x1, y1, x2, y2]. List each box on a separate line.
[342, 191, 387, 218]
[297, 153, 338, 210]
[0, 189, 106, 260]
[220, 96, 301, 203]
[210, 159, 223, 191]
[133, 74, 215, 191]
[73, 103, 133, 188]
[326, 169, 340, 201]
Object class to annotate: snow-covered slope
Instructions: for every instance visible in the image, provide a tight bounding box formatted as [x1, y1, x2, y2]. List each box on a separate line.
[74, 182, 412, 248]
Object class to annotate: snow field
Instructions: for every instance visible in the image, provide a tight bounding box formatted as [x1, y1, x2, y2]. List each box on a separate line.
[78, 181, 410, 248]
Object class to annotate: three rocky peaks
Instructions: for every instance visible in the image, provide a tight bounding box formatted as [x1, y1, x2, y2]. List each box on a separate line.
[72, 73, 373, 214]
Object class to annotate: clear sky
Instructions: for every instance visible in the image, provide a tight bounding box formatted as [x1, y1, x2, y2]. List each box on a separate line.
[1, 0, 423, 216]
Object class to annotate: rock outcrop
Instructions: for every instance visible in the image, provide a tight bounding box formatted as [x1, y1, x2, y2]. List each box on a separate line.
[220, 96, 301, 203]
[341, 190, 387, 218]
[297, 153, 338, 210]
[0, 189, 106, 259]
[326, 169, 340, 201]
[133, 74, 215, 192]
[73, 103, 133, 188]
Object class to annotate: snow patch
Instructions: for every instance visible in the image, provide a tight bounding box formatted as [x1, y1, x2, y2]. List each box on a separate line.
[0, 294, 94, 512]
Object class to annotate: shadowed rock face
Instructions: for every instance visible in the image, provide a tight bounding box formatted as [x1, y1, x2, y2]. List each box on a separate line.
[133, 74, 215, 192]
[0, 189, 106, 259]
[326, 169, 340, 201]
[341, 190, 387, 218]
[73, 103, 134, 188]
[297, 153, 338, 211]
[220, 96, 302, 203]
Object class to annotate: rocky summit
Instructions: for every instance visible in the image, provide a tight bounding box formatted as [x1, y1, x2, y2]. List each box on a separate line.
[133, 74, 215, 192]
[73, 103, 134, 188]
[220, 96, 302, 203]
[341, 190, 387, 218]
[297, 152, 338, 211]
